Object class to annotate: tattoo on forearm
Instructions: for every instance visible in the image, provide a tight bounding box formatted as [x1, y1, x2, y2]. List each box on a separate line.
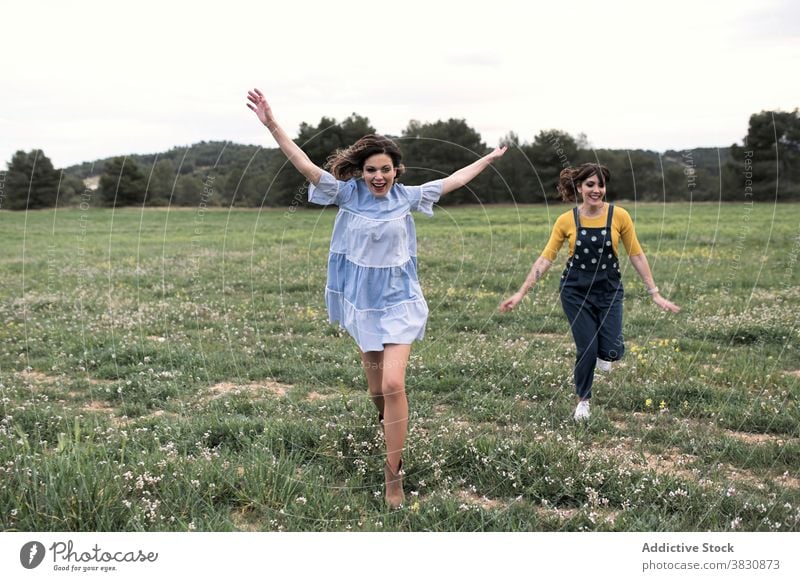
[534, 269, 541, 282]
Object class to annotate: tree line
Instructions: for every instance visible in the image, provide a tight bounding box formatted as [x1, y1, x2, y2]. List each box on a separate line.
[1, 109, 798, 211]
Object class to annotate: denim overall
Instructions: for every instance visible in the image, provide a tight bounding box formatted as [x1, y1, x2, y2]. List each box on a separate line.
[559, 205, 625, 400]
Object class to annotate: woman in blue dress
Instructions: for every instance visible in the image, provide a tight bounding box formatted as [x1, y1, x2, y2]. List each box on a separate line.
[247, 88, 506, 507]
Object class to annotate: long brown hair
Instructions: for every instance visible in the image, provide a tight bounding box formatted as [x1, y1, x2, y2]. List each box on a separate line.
[324, 134, 405, 180]
[557, 163, 611, 202]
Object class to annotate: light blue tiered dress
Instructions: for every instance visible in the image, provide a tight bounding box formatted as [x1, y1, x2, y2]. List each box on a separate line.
[308, 170, 444, 352]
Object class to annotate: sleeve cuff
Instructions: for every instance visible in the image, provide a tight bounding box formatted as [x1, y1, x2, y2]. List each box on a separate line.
[416, 179, 444, 216]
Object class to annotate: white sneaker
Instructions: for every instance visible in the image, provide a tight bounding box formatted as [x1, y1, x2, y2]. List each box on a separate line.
[574, 400, 591, 421]
[596, 358, 612, 373]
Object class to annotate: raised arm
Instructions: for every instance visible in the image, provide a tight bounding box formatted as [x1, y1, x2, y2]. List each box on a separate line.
[247, 88, 322, 185]
[628, 253, 680, 313]
[441, 145, 507, 196]
[499, 255, 553, 312]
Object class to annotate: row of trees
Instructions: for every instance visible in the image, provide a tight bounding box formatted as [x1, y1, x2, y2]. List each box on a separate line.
[2, 109, 798, 210]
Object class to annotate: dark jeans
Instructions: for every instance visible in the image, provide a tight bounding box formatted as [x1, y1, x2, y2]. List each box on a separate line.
[559, 279, 625, 400]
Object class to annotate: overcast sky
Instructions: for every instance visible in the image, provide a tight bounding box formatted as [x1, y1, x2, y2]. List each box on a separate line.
[1, 0, 798, 170]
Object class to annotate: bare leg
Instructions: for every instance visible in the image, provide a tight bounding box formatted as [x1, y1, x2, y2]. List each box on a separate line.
[381, 344, 411, 472]
[381, 343, 411, 508]
[360, 349, 384, 417]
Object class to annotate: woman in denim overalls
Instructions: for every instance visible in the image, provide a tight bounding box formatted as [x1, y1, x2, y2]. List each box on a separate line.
[500, 164, 680, 420]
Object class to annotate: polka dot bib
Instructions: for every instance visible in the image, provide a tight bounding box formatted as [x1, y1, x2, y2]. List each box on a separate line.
[562, 205, 620, 282]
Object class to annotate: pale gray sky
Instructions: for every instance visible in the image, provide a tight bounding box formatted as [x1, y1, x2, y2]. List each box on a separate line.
[1, 0, 798, 170]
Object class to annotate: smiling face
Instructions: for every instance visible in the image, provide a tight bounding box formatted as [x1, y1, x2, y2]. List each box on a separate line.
[578, 172, 606, 211]
[362, 153, 397, 197]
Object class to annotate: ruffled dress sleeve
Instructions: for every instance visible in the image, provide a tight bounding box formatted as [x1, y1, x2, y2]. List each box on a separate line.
[308, 170, 356, 207]
[397, 179, 444, 216]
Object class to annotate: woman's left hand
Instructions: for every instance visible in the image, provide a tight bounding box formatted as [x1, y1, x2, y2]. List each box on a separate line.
[486, 145, 508, 163]
[653, 294, 681, 313]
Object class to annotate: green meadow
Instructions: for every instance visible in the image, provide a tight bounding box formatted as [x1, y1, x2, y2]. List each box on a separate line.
[1, 202, 798, 531]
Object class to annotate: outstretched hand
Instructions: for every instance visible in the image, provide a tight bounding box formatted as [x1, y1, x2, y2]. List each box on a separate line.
[246, 88, 273, 127]
[487, 145, 508, 163]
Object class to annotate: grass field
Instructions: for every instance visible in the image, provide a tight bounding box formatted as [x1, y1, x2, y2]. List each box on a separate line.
[1, 201, 798, 532]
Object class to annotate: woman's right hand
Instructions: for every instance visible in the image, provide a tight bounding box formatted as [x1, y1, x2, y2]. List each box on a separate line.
[246, 88, 274, 127]
[499, 291, 524, 313]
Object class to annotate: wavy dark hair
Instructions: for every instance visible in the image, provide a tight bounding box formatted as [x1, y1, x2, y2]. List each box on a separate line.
[557, 163, 611, 202]
[324, 134, 405, 180]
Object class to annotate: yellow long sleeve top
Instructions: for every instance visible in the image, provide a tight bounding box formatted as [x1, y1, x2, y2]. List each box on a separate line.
[541, 204, 643, 262]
